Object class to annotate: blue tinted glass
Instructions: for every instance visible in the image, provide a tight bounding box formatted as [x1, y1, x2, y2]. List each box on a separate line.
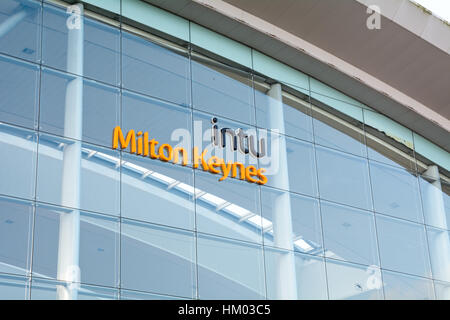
[326, 259, 384, 300]
[195, 169, 262, 244]
[36, 135, 120, 216]
[120, 289, 185, 300]
[192, 55, 254, 125]
[261, 187, 323, 255]
[0, 274, 29, 300]
[192, 111, 257, 168]
[376, 214, 431, 278]
[419, 174, 450, 230]
[122, 90, 192, 152]
[83, 18, 120, 85]
[382, 270, 435, 300]
[197, 233, 265, 299]
[42, 4, 68, 70]
[264, 248, 328, 299]
[0, 0, 41, 63]
[434, 281, 450, 300]
[42, 3, 120, 85]
[316, 146, 372, 210]
[261, 131, 318, 197]
[0, 197, 33, 276]
[121, 152, 195, 230]
[312, 108, 366, 157]
[426, 226, 450, 283]
[31, 277, 118, 300]
[121, 220, 196, 298]
[365, 122, 416, 171]
[32, 205, 119, 287]
[366, 139, 415, 170]
[370, 161, 423, 223]
[0, 55, 39, 129]
[0, 124, 37, 200]
[321, 201, 379, 266]
[39, 68, 120, 147]
[255, 88, 312, 142]
[122, 31, 190, 106]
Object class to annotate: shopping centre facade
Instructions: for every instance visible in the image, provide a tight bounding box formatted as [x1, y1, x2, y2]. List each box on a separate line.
[0, 0, 449, 299]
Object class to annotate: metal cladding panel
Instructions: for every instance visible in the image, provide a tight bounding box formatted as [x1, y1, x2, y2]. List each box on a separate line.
[190, 22, 252, 69]
[122, 0, 190, 41]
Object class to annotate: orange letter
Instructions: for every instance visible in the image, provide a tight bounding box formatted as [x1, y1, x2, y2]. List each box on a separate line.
[137, 131, 143, 155]
[245, 165, 259, 183]
[159, 144, 173, 162]
[113, 126, 136, 153]
[143, 132, 149, 157]
[149, 139, 159, 159]
[208, 156, 222, 174]
[173, 147, 188, 166]
[219, 161, 233, 181]
[231, 162, 245, 180]
[256, 168, 268, 185]
[193, 147, 209, 171]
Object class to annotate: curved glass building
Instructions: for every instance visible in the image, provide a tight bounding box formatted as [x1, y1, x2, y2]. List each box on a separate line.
[0, 0, 449, 300]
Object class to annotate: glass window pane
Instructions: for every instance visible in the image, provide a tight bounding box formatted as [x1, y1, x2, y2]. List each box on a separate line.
[197, 233, 265, 299]
[261, 131, 318, 197]
[42, 3, 120, 85]
[310, 89, 364, 124]
[120, 289, 185, 300]
[0, 274, 29, 300]
[312, 105, 366, 157]
[39, 68, 120, 147]
[122, 90, 192, 152]
[382, 270, 435, 300]
[321, 201, 379, 266]
[0, 55, 39, 129]
[426, 226, 450, 283]
[195, 169, 261, 244]
[326, 259, 384, 300]
[83, 18, 120, 86]
[434, 281, 450, 300]
[121, 220, 196, 298]
[0, 0, 41, 63]
[264, 248, 328, 299]
[192, 54, 254, 125]
[316, 146, 372, 210]
[255, 84, 312, 142]
[261, 187, 323, 255]
[31, 278, 118, 300]
[121, 152, 195, 230]
[32, 205, 119, 287]
[370, 161, 423, 223]
[365, 123, 416, 171]
[419, 173, 450, 230]
[376, 214, 431, 278]
[0, 124, 37, 200]
[193, 111, 258, 168]
[122, 31, 190, 106]
[0, 196, 33, 276]
[36, 135, 120, 216]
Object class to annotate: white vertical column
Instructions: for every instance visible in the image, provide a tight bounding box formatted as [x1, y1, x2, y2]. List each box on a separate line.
[56, 3, 84, 300]
[0, 9, 28, 38]
[267, 83, 297, 300]
[423, 165, 450, 299]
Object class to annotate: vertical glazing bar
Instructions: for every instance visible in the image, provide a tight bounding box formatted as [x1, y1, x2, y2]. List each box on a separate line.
[424, 165, 450, 299]
[56, 3, 84, 300]
[267, 83, 297, 299]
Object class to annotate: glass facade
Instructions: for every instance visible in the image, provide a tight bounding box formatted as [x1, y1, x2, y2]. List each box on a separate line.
[0, 0, 449, 300]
